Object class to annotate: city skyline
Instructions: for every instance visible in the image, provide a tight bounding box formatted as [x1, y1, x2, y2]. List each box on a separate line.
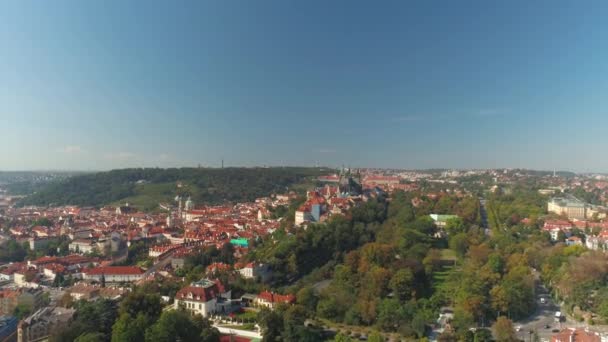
[3, 1, 608, 171]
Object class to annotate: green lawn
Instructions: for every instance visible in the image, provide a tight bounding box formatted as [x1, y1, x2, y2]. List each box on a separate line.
[440, 249, 458, 261]
[112, 183, 176, 211]
[432, 264, 455, 291]
[233, 310, 258, 321]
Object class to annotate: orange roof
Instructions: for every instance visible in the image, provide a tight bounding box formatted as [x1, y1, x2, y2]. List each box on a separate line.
[552, 328, 601, 342]
[176, 279, 225, 303]
[257, 291, 295, 304]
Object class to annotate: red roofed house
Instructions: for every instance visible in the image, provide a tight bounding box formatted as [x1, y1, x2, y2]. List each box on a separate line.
[566, 236, 583, 246]
[551, 328, 602, 342]
[206, 262, 232, 275]
[83, 266, 144, 283]
[254, 291, 295, 309]
[174, 279, 231, 317]
[543, 220, 573, 241]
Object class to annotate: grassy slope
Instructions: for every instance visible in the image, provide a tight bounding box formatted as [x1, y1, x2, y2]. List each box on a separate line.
[20, 167, 332, 210]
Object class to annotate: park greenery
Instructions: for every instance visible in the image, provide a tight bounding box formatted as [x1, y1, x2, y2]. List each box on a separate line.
[249, 184, 608, 340]
[18, 167, 330, 209]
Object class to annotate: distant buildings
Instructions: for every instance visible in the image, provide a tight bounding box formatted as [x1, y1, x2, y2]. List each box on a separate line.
[548, 197, 587, 220]
[547, 196, 606, 220]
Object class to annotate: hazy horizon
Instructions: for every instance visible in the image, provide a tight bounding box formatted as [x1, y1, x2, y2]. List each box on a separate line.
[0, 166, 589, 175]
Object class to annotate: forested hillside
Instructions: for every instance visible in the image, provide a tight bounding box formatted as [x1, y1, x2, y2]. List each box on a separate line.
[18, 167, 329, 209]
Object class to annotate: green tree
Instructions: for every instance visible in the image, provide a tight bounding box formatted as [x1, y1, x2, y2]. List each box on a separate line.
[333, 333, 354, 342]
[191, 315, 221, 342]
[112, 313, 149, 342]
[118, 291, 162, 321]
[282, 305, 321, 342]
[368, 331, 384, 342]
[145, 310, 218, 342]
[492, 316, 517, 342]
[474, 329, 493, 342]
[258, 308, 284, 342]
[13, 304, 31, 319]
[445, 217, 466, 235]
[389, 268, 414, 302]
[296, 287, 318, 313]
[449, 233, 469, 258]
[376, 298, 405, 332]
[75, 332, 105, 342]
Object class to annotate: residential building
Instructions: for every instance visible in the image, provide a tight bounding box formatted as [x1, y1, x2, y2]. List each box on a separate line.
[0, 291, 19, 316]
[543, 220, 573, 241]
[17, 307, 75, 342]
[28, 237, 59, 252]
[16, 288, 43, 314]
[0, 288, 41, 316]
[254, 291, 296, 309]
[551, 328, 604, 342]
[238, 263, 271, 282]
[69, 239, 97, 254]
[566, 236, 583, 246]
[174, 279, 231, 317]
[83, 266, 144, 283]
[69, 282, 127, 301]
[295, 206, 313, 226]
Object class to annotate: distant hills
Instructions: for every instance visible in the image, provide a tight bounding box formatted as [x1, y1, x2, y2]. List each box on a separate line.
[0, 171, 85, 195]
[17, 167, 330, 210]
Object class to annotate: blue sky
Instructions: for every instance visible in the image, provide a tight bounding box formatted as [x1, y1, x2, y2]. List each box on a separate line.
[1, 1, 608, 171]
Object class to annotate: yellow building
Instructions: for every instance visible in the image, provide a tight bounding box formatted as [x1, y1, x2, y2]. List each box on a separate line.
[547, 197, 586, 219]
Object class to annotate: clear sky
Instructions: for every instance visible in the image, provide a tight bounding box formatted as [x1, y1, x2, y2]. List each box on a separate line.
[2, 1, 608, 172]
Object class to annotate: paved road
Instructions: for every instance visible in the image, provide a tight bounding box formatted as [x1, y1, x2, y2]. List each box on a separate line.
[478, 198, 489, 229]
[513, 283, 562, 342]
[514, 269, 562, 341]
[144, 252, 174, 277]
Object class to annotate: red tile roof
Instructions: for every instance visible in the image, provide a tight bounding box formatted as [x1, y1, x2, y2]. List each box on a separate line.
[257, 291, 295, 304]
[176, 279, 226, 303]
[552, 328, 601, 342]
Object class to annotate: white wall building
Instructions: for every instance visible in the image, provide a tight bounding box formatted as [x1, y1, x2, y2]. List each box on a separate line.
[174, 279, 230, 317]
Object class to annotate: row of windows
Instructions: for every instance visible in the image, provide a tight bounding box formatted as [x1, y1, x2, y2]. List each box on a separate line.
[185, 301, 202, 310]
